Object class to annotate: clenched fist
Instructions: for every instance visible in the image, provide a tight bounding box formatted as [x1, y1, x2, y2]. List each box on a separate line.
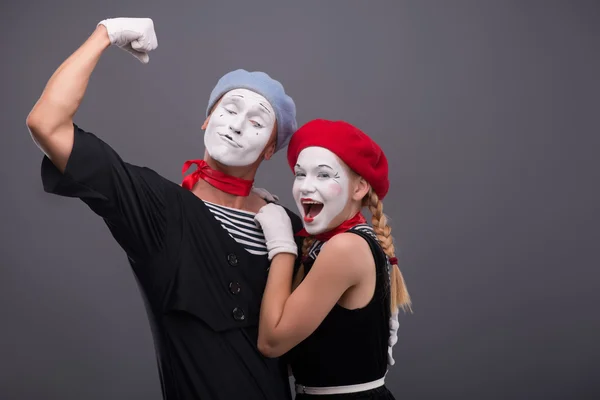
[98, 17, 158, 63]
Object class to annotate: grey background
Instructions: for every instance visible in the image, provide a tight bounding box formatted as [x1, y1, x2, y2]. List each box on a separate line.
[1, 1, 599, 399]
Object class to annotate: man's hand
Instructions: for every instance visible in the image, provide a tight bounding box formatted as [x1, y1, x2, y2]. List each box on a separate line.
[98, 17, 158, 63]
[255, 203, 298, 261]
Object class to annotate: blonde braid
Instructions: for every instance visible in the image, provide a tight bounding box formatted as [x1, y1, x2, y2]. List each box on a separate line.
[366, 189, 412, 313]
[292, 236, 316, 290]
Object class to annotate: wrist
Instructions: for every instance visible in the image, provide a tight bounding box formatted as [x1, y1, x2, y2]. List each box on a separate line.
[269, 252, 296, 264]
[92, 24, 112, 49]
[265, 238, 297, 261]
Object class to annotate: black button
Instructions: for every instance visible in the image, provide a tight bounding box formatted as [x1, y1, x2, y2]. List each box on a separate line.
[232, 307, 245, 321]
[227, 253, 238, 266]
[229, 281, 241, 295]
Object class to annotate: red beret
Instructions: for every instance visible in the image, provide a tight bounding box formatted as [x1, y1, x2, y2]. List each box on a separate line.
[287, 119, 390, 199]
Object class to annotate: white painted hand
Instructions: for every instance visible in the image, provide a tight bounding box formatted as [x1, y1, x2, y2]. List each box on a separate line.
[254, 203, 298, 261]
[98, 17, 158, 63]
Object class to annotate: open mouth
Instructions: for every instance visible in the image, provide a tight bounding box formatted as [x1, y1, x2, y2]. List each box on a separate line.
[301, 198, 324, 223]
[217, 132, 242, 148]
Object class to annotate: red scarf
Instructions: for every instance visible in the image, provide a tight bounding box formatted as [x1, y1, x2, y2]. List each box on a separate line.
[297, 212, 367, 242]
[181, 160, 254, 196]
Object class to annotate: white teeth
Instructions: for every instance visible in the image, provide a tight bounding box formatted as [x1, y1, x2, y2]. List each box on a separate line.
[302, 200, 322, 205]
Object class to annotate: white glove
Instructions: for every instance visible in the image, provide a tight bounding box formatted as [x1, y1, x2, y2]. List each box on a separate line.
[387, 310, 400, 366]
[254, 203, 298, 261]
[98, 17, 158, 63]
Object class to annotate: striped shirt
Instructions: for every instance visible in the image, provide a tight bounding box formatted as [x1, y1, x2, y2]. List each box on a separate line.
[203, 200, 268, 256]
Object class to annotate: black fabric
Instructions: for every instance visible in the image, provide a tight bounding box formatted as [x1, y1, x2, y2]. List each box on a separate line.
[287, 226, 393, 399]
[41, 124, 304, 400]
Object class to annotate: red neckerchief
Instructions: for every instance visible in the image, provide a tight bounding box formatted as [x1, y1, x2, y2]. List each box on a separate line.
[181, 160, 254, 196]
[296, 212, 367, 242]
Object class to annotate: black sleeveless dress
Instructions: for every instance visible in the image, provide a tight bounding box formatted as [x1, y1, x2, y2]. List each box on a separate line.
[287, 224, 396, 399]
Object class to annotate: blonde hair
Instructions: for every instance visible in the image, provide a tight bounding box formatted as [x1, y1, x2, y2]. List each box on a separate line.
[292, 188, 412, 313]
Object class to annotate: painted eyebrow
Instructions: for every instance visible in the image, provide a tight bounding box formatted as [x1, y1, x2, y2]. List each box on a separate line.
[317, 164, 334, 170]
[223, 95, 244, 104]
[252, 105, 273, 123]
[259, 103, 271, 114]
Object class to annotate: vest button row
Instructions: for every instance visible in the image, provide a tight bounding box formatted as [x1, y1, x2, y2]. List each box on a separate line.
[228, 253, 243, 321]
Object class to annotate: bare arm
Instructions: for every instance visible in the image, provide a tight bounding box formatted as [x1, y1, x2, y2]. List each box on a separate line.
[26, 25, 111, 172]
[257, 252, 296, 353]
[31, 18, 165, 263]
[257, 233, 372, 358]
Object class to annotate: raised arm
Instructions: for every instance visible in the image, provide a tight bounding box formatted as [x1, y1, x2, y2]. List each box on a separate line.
[26, 25, 109, 171]
[29, 18, 167, 264]
[26, 18, 157, 171]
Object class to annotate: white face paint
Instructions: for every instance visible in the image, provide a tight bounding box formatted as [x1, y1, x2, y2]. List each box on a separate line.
[204, 88, 276, 166]
[293, 147, 351, 235]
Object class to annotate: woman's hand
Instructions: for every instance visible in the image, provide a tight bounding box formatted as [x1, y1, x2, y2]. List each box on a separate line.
[254, 203, 298, 260]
